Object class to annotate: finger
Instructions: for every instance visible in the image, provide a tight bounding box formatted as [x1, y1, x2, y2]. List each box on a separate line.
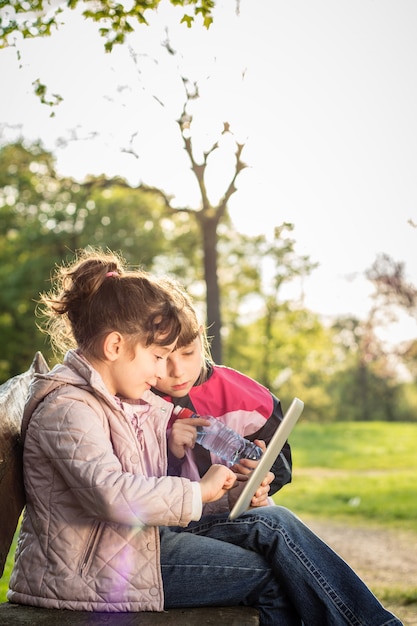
[233, 473, 249, 484]
[233, 458, 257, 472]
[254, 439, 266, 452]
[255, 483, 270, 498]
[260, 472, 274, 487]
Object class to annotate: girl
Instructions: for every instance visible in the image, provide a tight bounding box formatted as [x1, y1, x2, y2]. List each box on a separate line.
[8, 249, 235, 612]
[152, 279, 291, 511]
[8, 249, 402, 625]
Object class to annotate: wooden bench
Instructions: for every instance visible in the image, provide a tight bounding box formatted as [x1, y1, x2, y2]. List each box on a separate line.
[0, 353, 259, 625]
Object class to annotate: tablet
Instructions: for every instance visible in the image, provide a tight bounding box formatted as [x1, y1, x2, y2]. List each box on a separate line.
[228, 397, 304, 520]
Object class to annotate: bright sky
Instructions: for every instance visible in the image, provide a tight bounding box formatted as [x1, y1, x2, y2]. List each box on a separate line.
[1, 0, 416, 343]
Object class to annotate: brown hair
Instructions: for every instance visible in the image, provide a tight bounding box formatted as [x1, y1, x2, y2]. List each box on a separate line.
[158, 276, 212, 381]
[37, 248, 183, 359]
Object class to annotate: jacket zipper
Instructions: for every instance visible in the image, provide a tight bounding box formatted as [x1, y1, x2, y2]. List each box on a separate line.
[80, 520, 102, 576]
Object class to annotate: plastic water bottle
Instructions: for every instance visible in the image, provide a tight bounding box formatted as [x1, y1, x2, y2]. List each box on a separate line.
[172, 406, 263, 465]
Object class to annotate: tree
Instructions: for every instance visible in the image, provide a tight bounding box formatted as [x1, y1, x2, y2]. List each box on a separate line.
[1, 3, 258, 363]
[366, 253, 417, 317]
[2, 141, 416, 423]
[0, 140, 75, 376]
[111, 37, 251, 363]
[1, 0, 229, 108]
[330, 315, 403, 421]
[322, 256, 417, 421]
[365, 253, 417, 381]
[0, 1, 217, 51]
[402, 340, 417, 380]
[255, 224, 317, 388]
[0, 138, 266, 377]
[224, 304, 338, 421]
[0, 140, 203, 377]
[140, 89, 248, 362]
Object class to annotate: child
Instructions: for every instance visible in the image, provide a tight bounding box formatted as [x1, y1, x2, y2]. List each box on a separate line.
[152, 279, 292, 512]
[8, 249, 402, 625]
[9, 249, 235, 612]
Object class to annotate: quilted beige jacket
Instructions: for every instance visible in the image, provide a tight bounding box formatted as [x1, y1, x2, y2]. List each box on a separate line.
[8, 350, 195, 612]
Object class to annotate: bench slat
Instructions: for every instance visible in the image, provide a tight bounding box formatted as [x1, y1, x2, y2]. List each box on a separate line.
[0, 603, 260, 625]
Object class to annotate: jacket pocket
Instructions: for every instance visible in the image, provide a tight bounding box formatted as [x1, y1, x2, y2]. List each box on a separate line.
[79, 520, 103, 578]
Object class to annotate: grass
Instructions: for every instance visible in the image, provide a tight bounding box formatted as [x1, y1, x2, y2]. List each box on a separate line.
[2, 421, 416, 610]
[1, 528, 19, 602]
[274, 421, 417, 531]
[276, 469, 417, 529]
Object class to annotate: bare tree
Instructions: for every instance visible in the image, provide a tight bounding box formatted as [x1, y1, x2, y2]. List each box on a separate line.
[365, 253, 417, 382]
[366, 253, 417, 313]
[140, 79, 247, 362]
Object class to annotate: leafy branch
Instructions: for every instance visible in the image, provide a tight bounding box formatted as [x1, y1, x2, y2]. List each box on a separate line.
[0, 0, 215, 52]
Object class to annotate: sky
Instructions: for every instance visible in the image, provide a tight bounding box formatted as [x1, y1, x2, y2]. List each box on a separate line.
[1, 0, 417, 344]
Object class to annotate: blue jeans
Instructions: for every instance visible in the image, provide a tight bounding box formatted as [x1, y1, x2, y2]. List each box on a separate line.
[160, 506, 403, 626]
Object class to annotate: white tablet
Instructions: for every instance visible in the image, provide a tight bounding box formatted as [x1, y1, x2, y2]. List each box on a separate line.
[228, 397, 304, 520]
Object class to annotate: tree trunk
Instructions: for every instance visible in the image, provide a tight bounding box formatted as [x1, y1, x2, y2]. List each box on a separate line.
[201, 216, 222, 364]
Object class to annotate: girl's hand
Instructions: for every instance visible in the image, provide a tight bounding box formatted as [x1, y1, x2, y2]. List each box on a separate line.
[227, 473, 249, 509]
[199, 464, 237, 503]
[168, 417, 210, 459]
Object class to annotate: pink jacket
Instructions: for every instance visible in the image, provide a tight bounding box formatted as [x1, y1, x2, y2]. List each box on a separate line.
[8, 350, 195, 612]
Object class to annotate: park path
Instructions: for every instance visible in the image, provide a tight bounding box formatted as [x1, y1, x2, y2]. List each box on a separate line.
[306, 518, 417, 626]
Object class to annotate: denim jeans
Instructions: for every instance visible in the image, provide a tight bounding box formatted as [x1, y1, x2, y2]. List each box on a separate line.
[160, 505, 403, 626]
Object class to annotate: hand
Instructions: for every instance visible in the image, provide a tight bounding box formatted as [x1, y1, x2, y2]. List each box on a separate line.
[199, 464, 237, 503]
[227, 473, 249, 509]
[167, 417, 211, 459]
[230, 439, 266, 475]
[250, 471, 274, 508]
[230, 441, 274, 509]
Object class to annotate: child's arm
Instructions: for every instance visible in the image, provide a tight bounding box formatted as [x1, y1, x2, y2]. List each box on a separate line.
[29, 393, 222, 528]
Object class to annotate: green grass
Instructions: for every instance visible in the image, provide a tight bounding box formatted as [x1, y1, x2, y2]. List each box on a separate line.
[0, 527, 19, 602]
[274, 421, 417, 531]
[284, 421, 417, 470]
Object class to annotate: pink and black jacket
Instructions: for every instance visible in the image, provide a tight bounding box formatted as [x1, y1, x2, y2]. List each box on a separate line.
[156, 363, 292, 495]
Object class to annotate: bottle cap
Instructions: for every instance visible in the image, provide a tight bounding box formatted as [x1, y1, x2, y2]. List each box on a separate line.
[172, 406, 195, 419]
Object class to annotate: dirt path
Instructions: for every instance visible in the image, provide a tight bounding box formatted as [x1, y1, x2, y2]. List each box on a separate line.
[306, 518, 417, 625]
